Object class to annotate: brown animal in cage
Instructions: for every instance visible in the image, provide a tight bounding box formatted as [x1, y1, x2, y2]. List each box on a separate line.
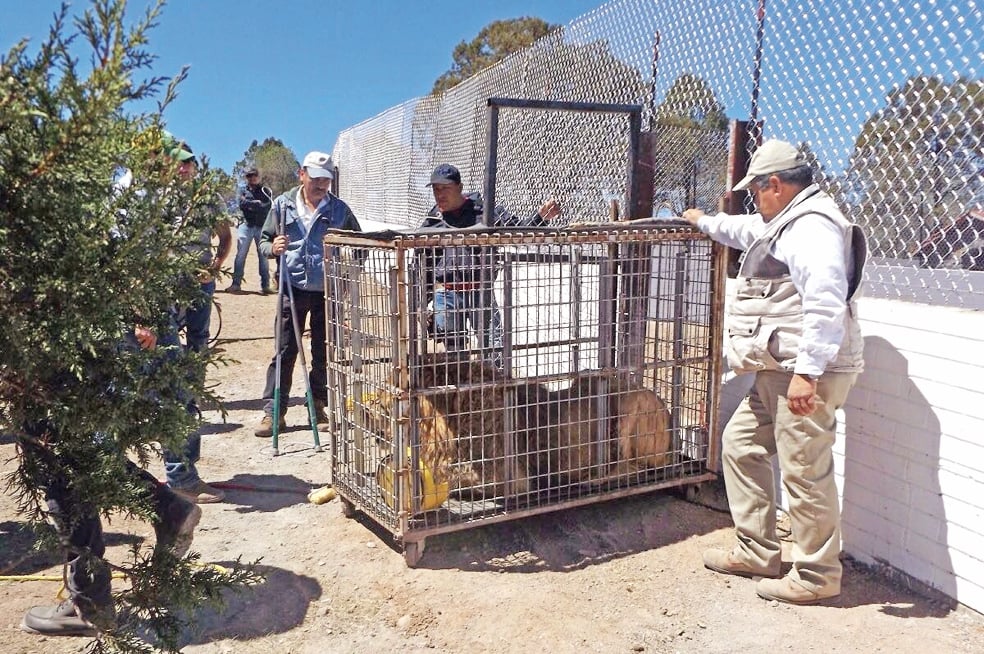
[374, 355, 671, 499]
[415, 355, 534, 498]
[372, 353, 534, 499]
[538, 376, 672, 488]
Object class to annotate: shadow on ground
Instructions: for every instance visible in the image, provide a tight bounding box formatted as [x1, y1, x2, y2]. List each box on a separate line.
[382, 490, 735, 573]
[176, 562, 321, 647]
[213, 474, 321, 513]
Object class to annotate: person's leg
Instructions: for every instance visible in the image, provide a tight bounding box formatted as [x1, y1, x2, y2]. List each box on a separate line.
[126, 461, 201, 558]
[164, 429, 200, 488]
[713, 372, 783, 574]
[305, 290, 331, 428]
[261, 287, 300, 417]
[253, 226, 271, 290]
[21, 495, 112, 636]
[158, 313, 222, 502]
[18, 432, 112, 636]
[771, 371, 857, 596]
[230, 222, 251, 288]
[183, 280, 214, 354]
[469, 287, 502, 367]
[432, 288, 469, 354]
[307, 290, 328, 403]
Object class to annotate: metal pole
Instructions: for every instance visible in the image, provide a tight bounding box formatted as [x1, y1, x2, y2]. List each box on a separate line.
[484, 104, 500, 227]
[749, 0, 767, 142]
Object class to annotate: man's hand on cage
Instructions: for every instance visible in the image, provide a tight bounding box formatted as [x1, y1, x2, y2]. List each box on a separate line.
[682, 208, 705, 225]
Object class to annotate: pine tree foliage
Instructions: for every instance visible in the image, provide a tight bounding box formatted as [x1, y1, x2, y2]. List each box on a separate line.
[0, 2, 260, 651]
[431, 17, 557, 95]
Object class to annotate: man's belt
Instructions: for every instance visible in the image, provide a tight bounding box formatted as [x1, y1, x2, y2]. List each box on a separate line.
[436, 282, 480, 291]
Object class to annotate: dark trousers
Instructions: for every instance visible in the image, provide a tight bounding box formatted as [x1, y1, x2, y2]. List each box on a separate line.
[19, 427, 186, 618]
[262, 286, 328, 414]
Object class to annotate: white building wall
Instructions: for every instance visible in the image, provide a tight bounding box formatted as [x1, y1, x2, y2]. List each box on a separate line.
[835, 297, 984, 613]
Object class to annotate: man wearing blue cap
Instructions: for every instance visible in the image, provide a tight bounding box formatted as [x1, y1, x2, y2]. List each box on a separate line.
[420, 163, 560, 367]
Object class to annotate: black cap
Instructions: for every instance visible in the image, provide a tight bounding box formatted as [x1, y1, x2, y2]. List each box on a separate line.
[427, 163, 461, 186]
[245, 166, 259, 176]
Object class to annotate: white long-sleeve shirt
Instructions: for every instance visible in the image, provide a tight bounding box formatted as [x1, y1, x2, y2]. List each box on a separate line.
[696, 194, 853, 376]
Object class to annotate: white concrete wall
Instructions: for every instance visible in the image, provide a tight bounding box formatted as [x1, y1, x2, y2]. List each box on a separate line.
[836, 297, 984, 612]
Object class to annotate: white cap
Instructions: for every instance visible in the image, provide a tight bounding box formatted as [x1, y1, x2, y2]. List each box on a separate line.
[302, 151, 334, 179]
[733, 139, 805, 191]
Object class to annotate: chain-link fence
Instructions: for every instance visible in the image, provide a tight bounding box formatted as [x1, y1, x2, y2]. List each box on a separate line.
[331, 0, 982, 306]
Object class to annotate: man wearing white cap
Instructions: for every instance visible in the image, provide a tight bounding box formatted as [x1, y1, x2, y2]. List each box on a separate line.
[682, 139, 867, 605]
[255, 151, 362, 437]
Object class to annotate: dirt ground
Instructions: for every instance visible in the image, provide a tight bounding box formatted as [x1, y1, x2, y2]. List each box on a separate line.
[2, 254, 984, 654]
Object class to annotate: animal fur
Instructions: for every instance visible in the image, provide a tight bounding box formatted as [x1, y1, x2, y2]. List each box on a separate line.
[414, 355, 533, 498]
[541, 376, 672, 488]
[373, 353, 672, 499]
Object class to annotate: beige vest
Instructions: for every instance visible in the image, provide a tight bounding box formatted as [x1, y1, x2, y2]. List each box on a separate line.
[726, 186, 866, 375]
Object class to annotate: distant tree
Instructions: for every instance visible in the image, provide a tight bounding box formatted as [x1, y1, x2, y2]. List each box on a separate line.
[653, 74, 727, 131]
[651, 74, 729, 214]
[842, 75, 984, 259]
[234, 138, 299, 195]
[0, 2, 258, 651]
[431, 17, 557, 95]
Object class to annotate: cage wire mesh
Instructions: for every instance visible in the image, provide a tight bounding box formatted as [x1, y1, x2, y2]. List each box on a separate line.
[330, 0, 983, 306]
[323, 225, 721, 561]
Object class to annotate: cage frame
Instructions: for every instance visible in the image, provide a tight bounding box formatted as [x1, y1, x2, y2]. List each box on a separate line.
[323, 223, 726, 565]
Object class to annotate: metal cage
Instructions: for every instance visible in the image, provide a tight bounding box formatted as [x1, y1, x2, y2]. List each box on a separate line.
[324, 222, 725, 565]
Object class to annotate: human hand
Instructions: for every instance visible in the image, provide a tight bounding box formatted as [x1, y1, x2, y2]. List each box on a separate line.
[272, 235, 288, 256]
[681, 208, 705, 225]
[134, 325, 157, 350]
[539, 199, 561, 221]
[787, 374, 818, 416]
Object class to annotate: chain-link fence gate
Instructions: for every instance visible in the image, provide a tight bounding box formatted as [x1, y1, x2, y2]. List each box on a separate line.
[331, 0, 982, 306]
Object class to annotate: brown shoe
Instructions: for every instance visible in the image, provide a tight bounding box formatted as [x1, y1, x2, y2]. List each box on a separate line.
[756, 576, 840, 605]
[702, 548, 779, 579]
[172, 480, 225, 504]
[254, 414, 287, 438]
[21, 600, 99, 637]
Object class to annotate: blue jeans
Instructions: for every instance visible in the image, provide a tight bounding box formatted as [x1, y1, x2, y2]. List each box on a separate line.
[432, 285, 502, 364]
[158, 311, 203, 489]
[182, 279, 214, 354]
[232, 223, 270, 288]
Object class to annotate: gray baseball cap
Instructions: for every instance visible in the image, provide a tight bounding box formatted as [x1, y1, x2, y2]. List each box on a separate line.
[733, 140, 805, 191]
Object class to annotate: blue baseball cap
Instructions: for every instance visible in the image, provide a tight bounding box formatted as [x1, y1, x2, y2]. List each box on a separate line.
[427, 163, 461, 186]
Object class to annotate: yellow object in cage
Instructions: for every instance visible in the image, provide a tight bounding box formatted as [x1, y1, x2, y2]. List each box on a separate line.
[376, 449, 449, 514]
[345, 392, 379, 413]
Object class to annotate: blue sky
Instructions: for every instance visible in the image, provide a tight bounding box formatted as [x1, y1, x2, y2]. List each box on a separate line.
[2, 0, 605, 173]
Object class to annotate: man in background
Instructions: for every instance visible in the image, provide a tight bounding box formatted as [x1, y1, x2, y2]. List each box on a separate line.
[254, 151, 362, 437]
[420, 163, 560, 368]
[227, 166, 273, 294]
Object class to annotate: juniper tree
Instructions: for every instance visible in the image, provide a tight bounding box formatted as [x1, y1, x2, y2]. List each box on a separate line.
[0, 1, 259, 652]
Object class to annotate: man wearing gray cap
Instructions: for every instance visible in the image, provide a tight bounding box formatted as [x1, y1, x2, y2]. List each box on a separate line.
[682, 139, 867, 605]
[254, 151, 362, 437]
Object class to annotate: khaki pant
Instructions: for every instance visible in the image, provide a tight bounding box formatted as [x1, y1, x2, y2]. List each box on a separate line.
[722, 369, 857, 594]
